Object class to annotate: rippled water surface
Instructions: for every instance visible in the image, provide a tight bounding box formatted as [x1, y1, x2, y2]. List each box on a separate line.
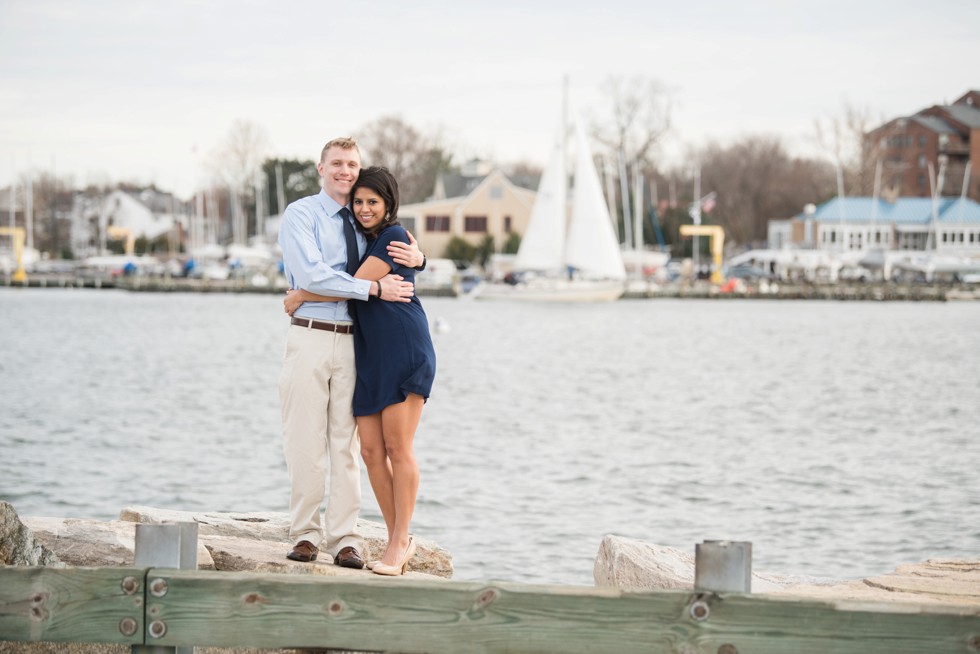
[1, 288, 977, 585]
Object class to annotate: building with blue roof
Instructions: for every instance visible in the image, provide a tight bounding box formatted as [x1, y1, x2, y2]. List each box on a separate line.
[769, 196, 980, 254]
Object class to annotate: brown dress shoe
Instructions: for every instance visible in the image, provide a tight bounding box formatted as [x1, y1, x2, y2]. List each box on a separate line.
[334, 546, 365, 569]
[286, 540, 318, 562]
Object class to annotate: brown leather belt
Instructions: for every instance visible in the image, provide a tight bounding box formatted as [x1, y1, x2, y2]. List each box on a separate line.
[291, 317, 354, 334]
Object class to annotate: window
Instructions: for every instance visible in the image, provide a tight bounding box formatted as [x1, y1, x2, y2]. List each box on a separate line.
[489, 185, 503, 200]
[426, 215, 450, 232]
[919, 135, 927, 147]
[504, 216, 512, 233]
[464, 215, 487, 232]
[401, 216, 417, 235]
[918, 155, 926, 168]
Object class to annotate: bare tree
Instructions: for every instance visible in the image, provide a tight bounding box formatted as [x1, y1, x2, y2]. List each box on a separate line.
[592, 75, 671, 167]
[210, 119, 271, 190]
[813, 102, 884, 197]
[355, 116, 453, 203]
[28, 170, 75, 257]
[697, 135, 835, 246]
[206, 120, 270, 243]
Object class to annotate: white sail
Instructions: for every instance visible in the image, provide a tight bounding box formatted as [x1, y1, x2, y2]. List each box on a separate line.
[565, 117, 626, 280]
[514, 130, 567, 272]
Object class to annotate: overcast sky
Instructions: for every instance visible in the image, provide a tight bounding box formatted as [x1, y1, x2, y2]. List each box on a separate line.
[1, 0, 978, 198]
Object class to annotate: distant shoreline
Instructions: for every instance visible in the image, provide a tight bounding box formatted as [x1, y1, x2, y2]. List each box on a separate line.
[3, 273, 977, 301]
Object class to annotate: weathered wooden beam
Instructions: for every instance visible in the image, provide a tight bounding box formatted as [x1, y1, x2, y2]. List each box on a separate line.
[141, 569, 980, 653]
[0, 566, 145, 645]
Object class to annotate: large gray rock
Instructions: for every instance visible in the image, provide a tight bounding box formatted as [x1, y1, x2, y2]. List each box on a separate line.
[0, 501, 61, 567]
[8, 504, 451, 579]
[593, 535, 817, 592]
[593, 535, 695, 590]
[593, 534, 980, 607]
[120, 505, 453, 578]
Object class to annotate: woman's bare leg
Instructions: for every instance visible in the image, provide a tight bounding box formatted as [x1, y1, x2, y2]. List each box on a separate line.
[378, 393, 424, 566]
[357, 413, 395, 541]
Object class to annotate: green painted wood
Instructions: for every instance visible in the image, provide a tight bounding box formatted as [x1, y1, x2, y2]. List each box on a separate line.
[0, 566, 144, 645]
[142, 570, 980, 653]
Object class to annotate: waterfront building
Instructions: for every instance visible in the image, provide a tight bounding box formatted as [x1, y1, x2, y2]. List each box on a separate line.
[768, 196, 980, 255]
[398, 160, 537, 259]
[755, 196, 980, 281]
[866, 90, 980, 201]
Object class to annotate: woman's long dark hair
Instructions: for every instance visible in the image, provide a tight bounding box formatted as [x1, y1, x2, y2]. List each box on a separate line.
[351, 166, 400, 238]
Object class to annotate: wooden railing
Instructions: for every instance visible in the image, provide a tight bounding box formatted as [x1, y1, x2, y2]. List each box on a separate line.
[2, 564, 979, 653]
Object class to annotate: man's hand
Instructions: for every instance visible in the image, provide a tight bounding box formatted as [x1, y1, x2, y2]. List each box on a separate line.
[379, 274, 414, 302]
[387, 231, 425, 269]
[283, 289, 304, 316]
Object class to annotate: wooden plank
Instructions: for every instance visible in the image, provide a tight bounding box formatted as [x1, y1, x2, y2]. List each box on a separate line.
[0, 566, 144, 645]
[144, 569, 980, 653]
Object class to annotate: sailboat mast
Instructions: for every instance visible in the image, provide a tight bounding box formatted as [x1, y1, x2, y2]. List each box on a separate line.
[561, 75, 569, 273]
[633, 163, 643, 257]
[618, 149, 632, 252]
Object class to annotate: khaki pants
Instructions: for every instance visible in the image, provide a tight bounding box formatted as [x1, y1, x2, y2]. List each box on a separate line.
[279, 323, 362, 556]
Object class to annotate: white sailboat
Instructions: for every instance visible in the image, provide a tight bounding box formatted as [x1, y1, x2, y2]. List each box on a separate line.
[476, 103, 626, 302]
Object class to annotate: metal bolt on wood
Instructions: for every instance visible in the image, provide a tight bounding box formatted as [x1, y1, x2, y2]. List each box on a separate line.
[121, 576, 139, 595]
[149, 578, 169, 597]
[690, 600, 710, 621]
[118, 617, 138, 637]
[148, 619, 168, 638]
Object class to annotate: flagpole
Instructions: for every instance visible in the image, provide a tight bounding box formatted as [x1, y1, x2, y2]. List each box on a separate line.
[693, 165, 701, 275]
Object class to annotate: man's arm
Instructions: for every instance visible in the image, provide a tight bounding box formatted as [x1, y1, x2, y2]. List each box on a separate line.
[356, 256, 414, 303]
[386, 230, 426, 271]
[279, 205, 372, 300]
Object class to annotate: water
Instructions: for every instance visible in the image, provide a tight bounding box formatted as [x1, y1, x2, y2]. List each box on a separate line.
[1, 288, 977, 585]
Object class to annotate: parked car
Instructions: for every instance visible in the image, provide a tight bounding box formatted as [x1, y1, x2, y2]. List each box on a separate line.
[726, 264, 773, 280]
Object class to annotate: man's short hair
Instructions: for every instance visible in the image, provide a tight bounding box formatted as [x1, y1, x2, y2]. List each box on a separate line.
[321, 137, 360, 162]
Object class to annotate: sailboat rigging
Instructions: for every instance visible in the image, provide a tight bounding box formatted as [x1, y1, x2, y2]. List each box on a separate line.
[476, 90, 626, 302]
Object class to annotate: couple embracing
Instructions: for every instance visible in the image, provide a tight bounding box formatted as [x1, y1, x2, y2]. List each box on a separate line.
[277, 137, 436, 576]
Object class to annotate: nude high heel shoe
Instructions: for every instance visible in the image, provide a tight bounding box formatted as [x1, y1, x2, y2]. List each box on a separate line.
[372, 537, 416, 576]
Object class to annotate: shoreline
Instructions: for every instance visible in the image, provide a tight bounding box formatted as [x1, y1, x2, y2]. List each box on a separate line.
[2, 273, 976, 301]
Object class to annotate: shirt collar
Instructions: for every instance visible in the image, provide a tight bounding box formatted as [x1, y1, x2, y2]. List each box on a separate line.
[316, 188, 350, 218]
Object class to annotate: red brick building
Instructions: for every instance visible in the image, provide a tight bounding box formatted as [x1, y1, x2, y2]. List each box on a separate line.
[866, 90, 980, 201]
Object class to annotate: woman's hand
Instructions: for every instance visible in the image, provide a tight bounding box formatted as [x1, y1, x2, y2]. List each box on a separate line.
[283, 289, 305, 316]
[387, 230, 425, 268]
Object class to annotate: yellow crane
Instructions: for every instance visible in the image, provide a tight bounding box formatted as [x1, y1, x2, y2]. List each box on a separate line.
[679, 224, 725, 284]
[106, 225, 135, 256]
[0, 226, 27, 282]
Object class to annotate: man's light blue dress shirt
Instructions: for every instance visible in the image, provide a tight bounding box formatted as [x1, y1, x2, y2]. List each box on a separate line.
[278, 189, 369, 322]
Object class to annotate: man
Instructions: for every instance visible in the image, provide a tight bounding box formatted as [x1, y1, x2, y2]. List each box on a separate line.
[278, 137, 425, 569]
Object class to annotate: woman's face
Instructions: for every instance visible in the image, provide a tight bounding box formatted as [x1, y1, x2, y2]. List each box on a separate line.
[353, 187, 386, 231]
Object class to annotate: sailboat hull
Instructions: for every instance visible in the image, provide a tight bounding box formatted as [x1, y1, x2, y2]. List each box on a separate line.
[474, 278, 625, 302]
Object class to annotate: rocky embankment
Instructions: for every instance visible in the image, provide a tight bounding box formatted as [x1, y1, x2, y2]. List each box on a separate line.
[0, 500, 452, 579]
[4, 503, 977, 653]
[594, 534, 980, 607]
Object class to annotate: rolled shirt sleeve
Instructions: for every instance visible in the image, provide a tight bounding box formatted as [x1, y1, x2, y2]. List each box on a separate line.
[278, 191, 370, 321]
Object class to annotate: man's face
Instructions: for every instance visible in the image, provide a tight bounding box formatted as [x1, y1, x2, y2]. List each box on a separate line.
[317, 146, 361, 202]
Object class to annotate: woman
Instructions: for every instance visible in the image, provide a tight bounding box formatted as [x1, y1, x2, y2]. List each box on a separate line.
[284, 166, 436, 576]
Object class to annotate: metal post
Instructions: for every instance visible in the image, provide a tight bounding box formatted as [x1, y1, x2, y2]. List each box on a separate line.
[694, 540, 752, 593]
[133, 522, 198, 654]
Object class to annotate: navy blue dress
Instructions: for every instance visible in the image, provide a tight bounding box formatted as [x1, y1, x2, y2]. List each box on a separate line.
[350, 224, 436, 416]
